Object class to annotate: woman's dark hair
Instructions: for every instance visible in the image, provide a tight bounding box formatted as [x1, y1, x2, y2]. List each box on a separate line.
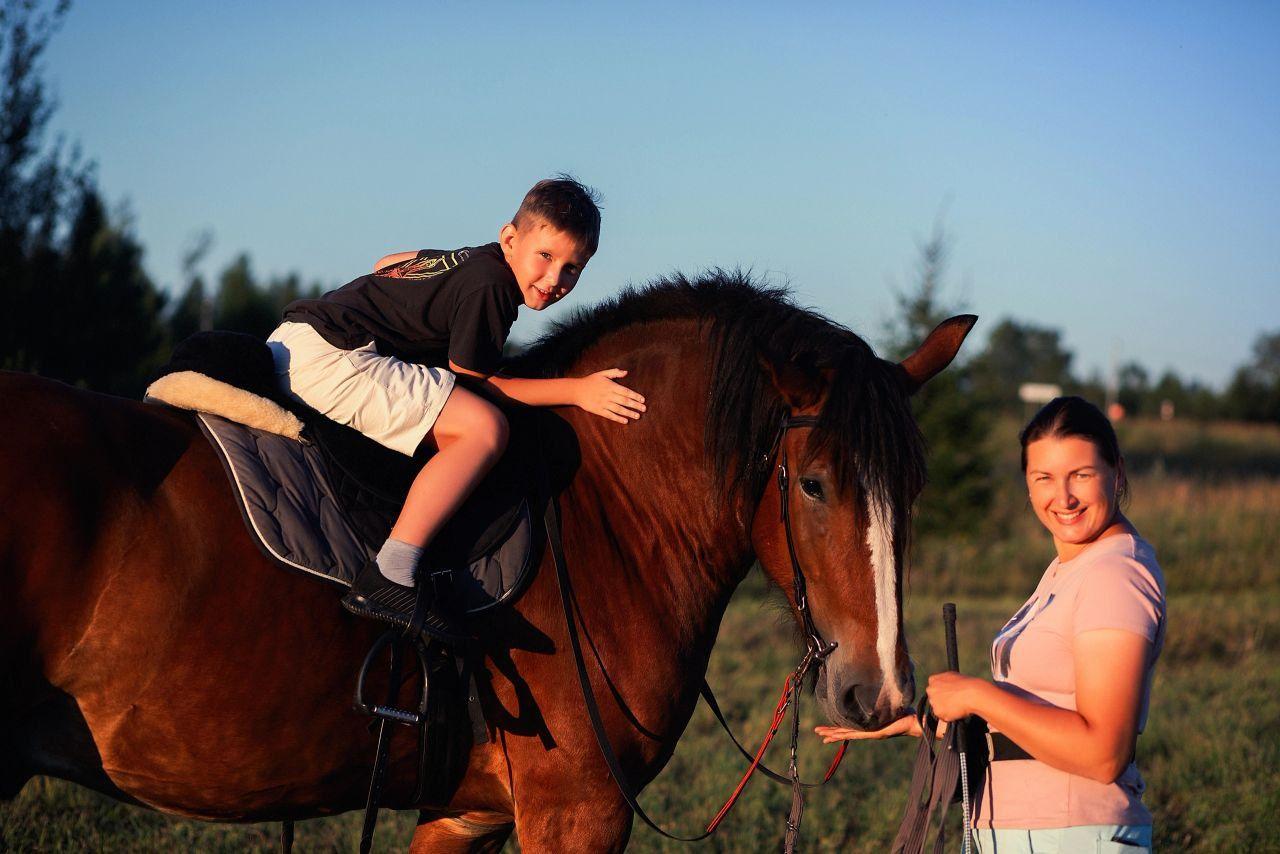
[1020, 396, 1128, 503]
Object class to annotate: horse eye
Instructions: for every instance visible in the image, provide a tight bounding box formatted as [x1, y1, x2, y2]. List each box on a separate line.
[800, 477, 825, 501]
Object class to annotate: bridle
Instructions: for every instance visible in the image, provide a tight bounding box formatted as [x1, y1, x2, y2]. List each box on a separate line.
[544, 412, 848, 849]
[771, 414, 839, 664]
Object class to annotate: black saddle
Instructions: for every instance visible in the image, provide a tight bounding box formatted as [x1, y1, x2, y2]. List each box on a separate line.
[149, 330, 542, 614]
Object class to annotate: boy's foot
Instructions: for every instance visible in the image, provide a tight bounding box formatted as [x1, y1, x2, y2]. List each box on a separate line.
[342, 560, 420, 629]
[341, 560, 467, 642]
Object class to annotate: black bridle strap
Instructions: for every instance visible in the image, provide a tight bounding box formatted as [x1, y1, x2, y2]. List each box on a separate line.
[773, 415, 833, 657]
[545, 490, 715, 841]
[541, 413, 844, 843]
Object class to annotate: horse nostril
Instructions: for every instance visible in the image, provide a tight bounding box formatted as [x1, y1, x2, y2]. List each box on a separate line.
[842, 683, 881, 721]
[900, 669, 917, 707]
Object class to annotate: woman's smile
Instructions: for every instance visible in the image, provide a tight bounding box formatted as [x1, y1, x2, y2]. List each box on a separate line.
[1025, 435, 1126, 560]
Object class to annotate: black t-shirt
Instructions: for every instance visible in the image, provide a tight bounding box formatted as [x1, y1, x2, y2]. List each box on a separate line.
[282, 243, 521, 375]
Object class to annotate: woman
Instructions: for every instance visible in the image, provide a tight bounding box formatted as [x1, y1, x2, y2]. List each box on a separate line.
[818, 397, 1166, 852]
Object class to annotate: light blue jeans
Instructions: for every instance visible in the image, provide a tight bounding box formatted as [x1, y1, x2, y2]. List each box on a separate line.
[974, 824, 1152, 853]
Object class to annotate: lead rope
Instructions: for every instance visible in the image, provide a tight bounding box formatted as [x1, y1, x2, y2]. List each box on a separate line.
[775, 424, 839, 853]
[783, 651, 811, 853]
[891, 604, 976, 854]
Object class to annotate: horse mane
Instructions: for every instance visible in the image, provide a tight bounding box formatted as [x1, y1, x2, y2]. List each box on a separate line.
[506, 270, 926, 515]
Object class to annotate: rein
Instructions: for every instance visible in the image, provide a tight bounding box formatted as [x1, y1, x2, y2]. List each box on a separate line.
[543, 413, 847, 847]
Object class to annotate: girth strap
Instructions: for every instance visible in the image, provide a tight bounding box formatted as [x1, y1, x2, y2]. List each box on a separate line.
[358, 635, 409, 854]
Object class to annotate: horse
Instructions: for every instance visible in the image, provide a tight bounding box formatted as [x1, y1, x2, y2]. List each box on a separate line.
[0, 271, 974, 851]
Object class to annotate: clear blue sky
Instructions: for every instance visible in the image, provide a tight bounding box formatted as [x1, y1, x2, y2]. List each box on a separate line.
[43, 1, 1280, 387]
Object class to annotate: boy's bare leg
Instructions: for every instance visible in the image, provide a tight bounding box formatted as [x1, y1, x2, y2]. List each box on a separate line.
[343, 385, 508, 623]
[390, 385, 509, 550]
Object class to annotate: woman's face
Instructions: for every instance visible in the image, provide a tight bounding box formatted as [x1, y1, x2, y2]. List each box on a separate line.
[1024, 435, 1123, 558]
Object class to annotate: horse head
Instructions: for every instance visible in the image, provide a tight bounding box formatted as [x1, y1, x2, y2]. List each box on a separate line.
[750, 315, 976, 730]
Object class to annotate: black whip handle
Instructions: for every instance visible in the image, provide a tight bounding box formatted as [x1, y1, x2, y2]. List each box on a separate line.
[942, 603, 959, 671]
[942, 603, 967, 756]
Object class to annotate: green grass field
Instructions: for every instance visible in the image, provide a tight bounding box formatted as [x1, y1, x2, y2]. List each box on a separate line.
[4, 417, 1278, 851]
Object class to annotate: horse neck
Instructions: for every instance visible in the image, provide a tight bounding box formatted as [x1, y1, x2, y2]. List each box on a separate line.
[558, 320, 754, 656]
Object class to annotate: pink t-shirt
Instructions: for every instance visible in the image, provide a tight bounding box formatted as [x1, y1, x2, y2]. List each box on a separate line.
[973, 532, 1166, 830]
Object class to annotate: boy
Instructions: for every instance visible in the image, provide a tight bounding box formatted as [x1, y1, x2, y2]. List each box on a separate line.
[267, 176, 645, 628]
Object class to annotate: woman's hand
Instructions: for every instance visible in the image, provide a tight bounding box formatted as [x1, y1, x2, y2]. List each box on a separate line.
[573, 369, 646, 424]
[815, 713, 923, 743]
[925, 672, 988, 722]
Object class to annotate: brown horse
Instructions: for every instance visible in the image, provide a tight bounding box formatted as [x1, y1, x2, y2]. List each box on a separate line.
[0, 273, 973, 851]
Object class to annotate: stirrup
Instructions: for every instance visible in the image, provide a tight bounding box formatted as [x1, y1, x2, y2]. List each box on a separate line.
[343, 565, 468, 645]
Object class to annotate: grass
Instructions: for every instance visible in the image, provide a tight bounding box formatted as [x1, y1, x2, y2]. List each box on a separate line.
[4, 417, 1279, 851]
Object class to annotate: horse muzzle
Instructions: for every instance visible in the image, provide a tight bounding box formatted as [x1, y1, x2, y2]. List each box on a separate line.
[815, 660, 916, 731]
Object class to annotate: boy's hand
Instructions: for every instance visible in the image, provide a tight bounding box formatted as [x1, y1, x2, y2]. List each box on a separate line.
[574, 369, 646, 424]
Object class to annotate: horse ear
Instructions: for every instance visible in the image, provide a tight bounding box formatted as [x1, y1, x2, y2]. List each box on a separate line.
[758, 351, 829, 411]
[898, 315, 978, 395]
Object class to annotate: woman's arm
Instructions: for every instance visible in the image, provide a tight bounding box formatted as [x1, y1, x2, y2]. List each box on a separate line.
[927, 628, 1150, 783]
[373, 251, 417, 273]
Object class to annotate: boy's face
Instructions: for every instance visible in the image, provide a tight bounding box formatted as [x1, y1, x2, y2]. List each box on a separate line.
[499, 218, 593, 311]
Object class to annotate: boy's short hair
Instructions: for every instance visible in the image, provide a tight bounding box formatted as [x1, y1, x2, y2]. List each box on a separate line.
[512, 174, 602, 255]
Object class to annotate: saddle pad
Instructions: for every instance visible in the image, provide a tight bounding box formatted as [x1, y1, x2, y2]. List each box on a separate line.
[195, 412, 535, 614]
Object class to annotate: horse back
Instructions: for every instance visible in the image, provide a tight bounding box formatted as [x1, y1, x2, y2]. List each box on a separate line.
[0, 371, 219, 682]
[0, 369, 199, 493]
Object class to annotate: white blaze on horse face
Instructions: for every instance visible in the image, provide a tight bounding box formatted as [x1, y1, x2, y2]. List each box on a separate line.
[865, 493, 905, 709]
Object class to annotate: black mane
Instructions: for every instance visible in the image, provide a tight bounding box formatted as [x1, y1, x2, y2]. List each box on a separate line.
[506, 270, 925, 516]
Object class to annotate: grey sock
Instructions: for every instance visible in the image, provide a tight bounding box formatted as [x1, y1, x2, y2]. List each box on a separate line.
[375, 537, 423, 587]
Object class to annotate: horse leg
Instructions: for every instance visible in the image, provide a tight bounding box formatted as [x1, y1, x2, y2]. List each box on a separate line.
[2, 684, 138, 805]
[511, 799, 633, 853]
[409, 809, 514, 853]
[0, 725, 26, 800]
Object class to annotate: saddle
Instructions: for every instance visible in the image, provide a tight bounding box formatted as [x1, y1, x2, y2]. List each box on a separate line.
[146, 330, 544, 851]
[146, 331, 540, 613]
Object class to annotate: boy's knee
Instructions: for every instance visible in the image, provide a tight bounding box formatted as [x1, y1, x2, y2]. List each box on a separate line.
[479, 406, 509, 459]
[447, 398, 507, 462]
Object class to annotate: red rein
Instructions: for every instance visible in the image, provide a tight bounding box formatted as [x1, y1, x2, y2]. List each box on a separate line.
[705, 674, 849, 832]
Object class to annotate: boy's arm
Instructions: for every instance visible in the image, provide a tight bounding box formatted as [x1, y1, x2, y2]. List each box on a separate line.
[449, 361, 645, 424]
[372, 251, 417, 273]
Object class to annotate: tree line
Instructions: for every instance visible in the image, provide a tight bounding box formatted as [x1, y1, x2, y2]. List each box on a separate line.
[965, 316, 1279, 424]
[0, 1, 323, 397]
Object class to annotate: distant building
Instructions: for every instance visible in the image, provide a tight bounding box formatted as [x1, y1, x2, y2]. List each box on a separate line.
[1018, 383, 1063, 405]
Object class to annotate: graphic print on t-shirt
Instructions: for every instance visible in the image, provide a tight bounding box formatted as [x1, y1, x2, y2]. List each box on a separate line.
[378, 248, 471, 279]
[991, 593, 1055, 679]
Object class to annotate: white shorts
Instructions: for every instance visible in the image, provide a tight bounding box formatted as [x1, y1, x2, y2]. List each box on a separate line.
[266, 321, 455, 457]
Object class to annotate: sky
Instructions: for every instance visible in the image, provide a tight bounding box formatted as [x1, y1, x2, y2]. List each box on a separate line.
[40, 1, 1280, 387]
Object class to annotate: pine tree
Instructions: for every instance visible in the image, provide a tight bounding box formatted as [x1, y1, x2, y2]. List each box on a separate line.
[0, 0, 167, 395]
[883, 220, 993, 539]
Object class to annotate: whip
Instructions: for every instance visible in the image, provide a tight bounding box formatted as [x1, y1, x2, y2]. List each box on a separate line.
[943, 603, 973, 854]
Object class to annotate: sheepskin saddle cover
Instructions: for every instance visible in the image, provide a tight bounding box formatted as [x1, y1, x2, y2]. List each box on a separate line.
[144, 331, 537, 614]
